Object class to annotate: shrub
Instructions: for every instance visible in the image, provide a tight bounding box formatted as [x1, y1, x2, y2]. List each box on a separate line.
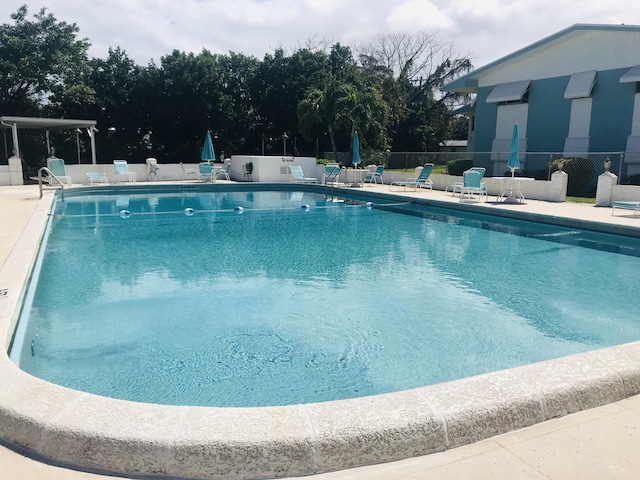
[316, 158, 337, 165]
[447, 158, 474, 175]
[502, 169, 546, 180]
[547, 157, 595, 197]
[626, 174, 640, 185]
[526, 169, 549, 180]
[362, 150, 388, 167]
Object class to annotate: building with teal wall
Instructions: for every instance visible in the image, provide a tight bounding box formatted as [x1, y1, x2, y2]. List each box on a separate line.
[442, 24, 640, 177]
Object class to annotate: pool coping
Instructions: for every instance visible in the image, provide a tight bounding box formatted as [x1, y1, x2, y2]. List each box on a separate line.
[1, 184, 640, 480]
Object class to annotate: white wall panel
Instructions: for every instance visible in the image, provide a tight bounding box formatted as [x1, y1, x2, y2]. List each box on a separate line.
[495, 104, 528, 138]
[491, 104, 529, 167]
[632, 93, 640, 135]
[563, 137, 590, 156]
[568, 98, 592, 137]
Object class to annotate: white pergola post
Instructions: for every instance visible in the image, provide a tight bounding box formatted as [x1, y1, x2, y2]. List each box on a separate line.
[89, 126, 97, 164]
[10, 123, 19, 157]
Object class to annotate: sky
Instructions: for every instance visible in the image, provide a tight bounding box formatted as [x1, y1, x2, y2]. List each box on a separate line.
[2, 1, 640, 73]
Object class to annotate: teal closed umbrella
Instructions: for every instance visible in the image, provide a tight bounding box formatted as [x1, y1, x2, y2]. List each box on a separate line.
[507, 123, 520, 175]
[352, 131, 361, 168]
[503, 123, 521, 203]
[351, 131, 362, 187]
[201, 131, 216, 162]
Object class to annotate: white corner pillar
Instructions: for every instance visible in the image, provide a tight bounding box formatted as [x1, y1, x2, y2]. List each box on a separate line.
[8, 155, 23, 185]
[595, 172, 618, 207]
[548, 171, 568, 202]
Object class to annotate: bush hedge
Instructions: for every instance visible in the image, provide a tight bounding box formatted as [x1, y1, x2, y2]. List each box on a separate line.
[446, 158, 474, 175]
[626, 174, 640, 186]
[547, 157, 595, 197]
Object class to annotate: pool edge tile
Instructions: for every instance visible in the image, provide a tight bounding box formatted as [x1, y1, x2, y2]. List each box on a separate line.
[170, 404, 317, 479]
[305, 390, 447, 473]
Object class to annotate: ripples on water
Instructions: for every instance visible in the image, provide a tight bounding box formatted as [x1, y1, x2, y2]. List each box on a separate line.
[13, 190, 640, 406]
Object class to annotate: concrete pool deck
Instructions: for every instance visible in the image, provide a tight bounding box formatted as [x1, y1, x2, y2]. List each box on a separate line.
[2, 182, 640, 479]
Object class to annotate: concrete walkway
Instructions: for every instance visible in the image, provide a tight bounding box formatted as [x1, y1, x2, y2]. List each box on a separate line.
[2, 183, 640, 480]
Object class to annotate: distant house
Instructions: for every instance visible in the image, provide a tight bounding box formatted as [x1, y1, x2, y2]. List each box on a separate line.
[442, 24, 640, 176]
[439, 140, 468, 153]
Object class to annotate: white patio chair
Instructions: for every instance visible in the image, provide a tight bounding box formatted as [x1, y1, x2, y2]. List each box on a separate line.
[86, 172, 108, 185]
[180, 162, 198, 181]
[113, 160, 136, 183]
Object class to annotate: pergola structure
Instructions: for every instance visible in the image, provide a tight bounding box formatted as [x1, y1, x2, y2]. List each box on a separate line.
[0, 116, 98, 164]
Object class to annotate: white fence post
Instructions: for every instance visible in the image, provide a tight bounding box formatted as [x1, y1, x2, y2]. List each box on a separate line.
[595, 172, 618, 206]
[549, 171, 568, 202]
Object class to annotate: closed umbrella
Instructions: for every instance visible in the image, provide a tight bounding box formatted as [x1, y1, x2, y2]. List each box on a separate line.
[351, 131, 362, 187]
[352, 131, 361, 168]
[507, 123, 520, 174]
[503, 123, 521, 203]
[201, 131, 216, 163]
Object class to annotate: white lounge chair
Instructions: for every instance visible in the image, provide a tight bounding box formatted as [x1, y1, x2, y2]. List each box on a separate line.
[611, 201, 640, 216]
[447, 167, 487, 197]
[459, 169, 487, 202]
[289, 165, 317, 184]
[86, 172, 108, 185]
[364, 166, 384, 184]
[199, 162, 214, 182]
[215, 163, 231, 181]
[389, 164, 434, 191]
[113, 160, 136, 183]
[323, 163, 341, 185]
[46, 158, 72, 185]
[180, 162, 198, 181]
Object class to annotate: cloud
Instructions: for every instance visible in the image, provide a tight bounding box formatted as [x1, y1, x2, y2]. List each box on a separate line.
[302, 0, 343, 13]
[447, 0, 513, 21]
[2, 0, 640, 70]
[216, 0, 302, 26]
[387, 0, 456, 31]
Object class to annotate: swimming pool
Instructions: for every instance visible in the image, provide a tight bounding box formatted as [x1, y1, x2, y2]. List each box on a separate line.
[2, 183, 640, 480]
[10, 185, 640, 409]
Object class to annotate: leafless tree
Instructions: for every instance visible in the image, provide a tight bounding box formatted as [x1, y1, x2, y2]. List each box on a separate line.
[354, 31, 473, 103]
[301, 35, 335, 52]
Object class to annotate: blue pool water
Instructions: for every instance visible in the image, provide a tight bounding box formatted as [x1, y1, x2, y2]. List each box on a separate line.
[11, 187, 640, 407]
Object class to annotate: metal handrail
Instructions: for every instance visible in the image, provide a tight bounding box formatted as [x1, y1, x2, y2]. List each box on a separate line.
[38, 166, 64, 199]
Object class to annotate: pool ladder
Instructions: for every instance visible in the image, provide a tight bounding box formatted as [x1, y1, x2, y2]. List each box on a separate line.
[38, 166, 65, 199]
[323, 167, 342, 198]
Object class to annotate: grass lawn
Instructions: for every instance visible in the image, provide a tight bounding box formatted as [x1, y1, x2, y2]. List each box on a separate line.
[388, 165, 448, 174]
[566, 196, 596, 204]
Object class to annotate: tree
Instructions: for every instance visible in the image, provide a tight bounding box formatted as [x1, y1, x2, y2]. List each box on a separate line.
[449, 115, 469, 140]
[0, 6, 471, 167]
[297, 74, 389, 160]
[0, 5, 92, 170]
[297, 43, 389, 158]
[297, 44, 389, 161]
[0, 5, 92, 116]
[297, 79, 349, 160]
[142, 49, 228, 162]
[356, 31, 472, 151]
[250, 47, 329, 155]
[123, 49, 261, 163]
[86, 47, 143, 161]
[215, 52, 260, 155]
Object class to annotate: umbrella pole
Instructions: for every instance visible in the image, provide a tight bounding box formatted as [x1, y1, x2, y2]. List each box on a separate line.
[503, 168, 520, 204]
[351, 164, 362, 188]
[510, 169, 514, 196]
[350, 161, 362, 187]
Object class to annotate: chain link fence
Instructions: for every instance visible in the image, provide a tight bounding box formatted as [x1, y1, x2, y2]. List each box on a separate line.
[323, 150, 467, 170]
[324, 150, 634, 198]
